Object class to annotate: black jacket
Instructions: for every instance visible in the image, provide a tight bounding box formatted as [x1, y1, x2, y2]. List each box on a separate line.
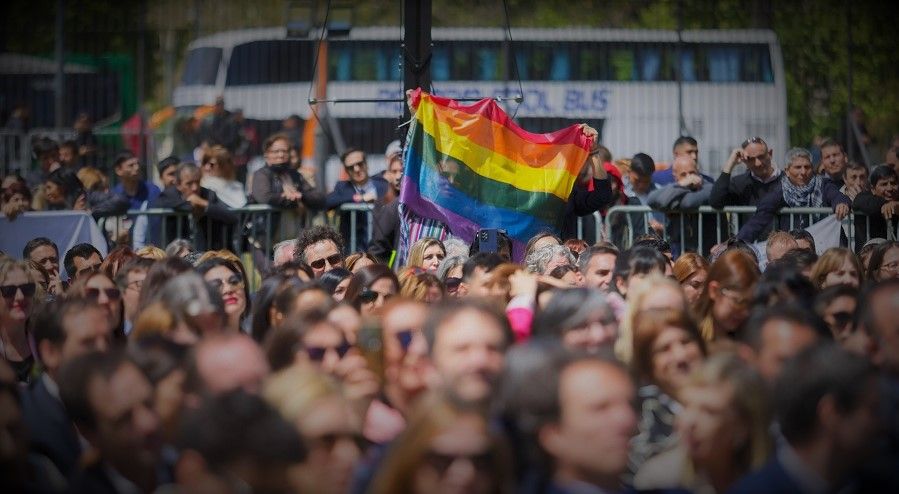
[737, 179, 850, 243]
[152, 185, 238, 250]
[20, 376, 81, 479]
[853, 191, 898, 249]
[560, 178, 613, 242]
[369, 199, 399, 264]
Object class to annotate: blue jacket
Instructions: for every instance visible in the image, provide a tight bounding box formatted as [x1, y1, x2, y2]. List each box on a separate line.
[736, 179, 850, 243]
[727, 456, 805, 494]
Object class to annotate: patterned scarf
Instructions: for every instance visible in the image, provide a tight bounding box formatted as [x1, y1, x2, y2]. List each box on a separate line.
[781, 174, 824, 208]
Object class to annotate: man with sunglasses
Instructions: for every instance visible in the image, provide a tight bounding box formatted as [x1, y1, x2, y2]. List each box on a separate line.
[326, 148, 388, 251]
[295, 225, 346, 278]
[710, 137, 781, 241]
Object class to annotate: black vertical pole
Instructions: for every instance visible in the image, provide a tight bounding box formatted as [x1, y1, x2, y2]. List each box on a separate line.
[137, 0, 147, 170]
[403, 0, 431, 123]
[54, 0, 65, 129]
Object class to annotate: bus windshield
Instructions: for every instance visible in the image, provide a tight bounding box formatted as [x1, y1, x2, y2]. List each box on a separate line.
[180, 47, 222, 86]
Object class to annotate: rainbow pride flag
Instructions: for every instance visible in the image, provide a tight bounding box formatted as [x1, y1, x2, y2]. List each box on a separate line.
[400, 89, 593, 253]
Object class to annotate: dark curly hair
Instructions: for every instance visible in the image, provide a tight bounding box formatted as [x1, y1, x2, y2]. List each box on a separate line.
[293, 225, 345, 263]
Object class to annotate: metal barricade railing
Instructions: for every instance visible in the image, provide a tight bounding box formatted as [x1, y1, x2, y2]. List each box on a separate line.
[336, 203, 375, 253]
[601, 205, 882, 253]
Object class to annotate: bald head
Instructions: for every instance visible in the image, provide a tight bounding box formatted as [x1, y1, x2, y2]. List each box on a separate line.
[193, 334, 270, 395]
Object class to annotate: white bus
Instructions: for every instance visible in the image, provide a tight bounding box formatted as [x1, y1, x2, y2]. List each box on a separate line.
[174, 26, 788, 173]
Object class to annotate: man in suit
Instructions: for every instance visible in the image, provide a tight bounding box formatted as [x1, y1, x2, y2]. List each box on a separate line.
[730, 344, 881, 494]
[326, 148, 388, 252]
[152, 162, 238, 250]
[536, 354, 638, 494]
[21, 297, 116, 481]
[60, 350, 162, 494]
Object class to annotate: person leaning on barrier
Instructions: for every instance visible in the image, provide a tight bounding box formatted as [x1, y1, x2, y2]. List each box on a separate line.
[648, 155, 717, 256]
[326, 147, 389, 252]
[250, 132, 325, 238]
[852, 164, 899, 248]
[841, 161, 869, 201]
[737, 147, 851, 244]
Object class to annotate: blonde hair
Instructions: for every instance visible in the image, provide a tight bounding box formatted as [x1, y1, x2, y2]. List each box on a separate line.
[135, 246, 166, 259]
[398, 267, 444, 302]
[263, 366, 344, 424]
[809, 247, 862, 289]
[76, 166, 107, 192]
[406, 237, 445, 270]
[672, 253, 709, 285]
[131, 302, 176, 339]
[616, 274, 687, 364]
[345, 252, 377, 273]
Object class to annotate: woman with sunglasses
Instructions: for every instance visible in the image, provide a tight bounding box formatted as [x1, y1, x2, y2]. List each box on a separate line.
[67, 270, 125, 341]
[436, 255, 466, 298]
[344, 264, 400, 318]
[197, 257, 250, 334]
[0, 258, 40, 382]
[370, 392, 511, 494]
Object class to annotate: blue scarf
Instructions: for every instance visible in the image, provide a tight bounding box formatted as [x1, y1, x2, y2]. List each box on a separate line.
[781, 174, 824, 208]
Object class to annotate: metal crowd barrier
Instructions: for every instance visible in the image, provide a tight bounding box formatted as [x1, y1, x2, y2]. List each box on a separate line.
[338, 202, 375, 253]
[601, 205, 894, 253]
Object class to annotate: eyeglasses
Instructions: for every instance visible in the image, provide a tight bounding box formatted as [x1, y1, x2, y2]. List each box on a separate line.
[85, 287, 121, 302]
[395, 328, 422, 350]
[359, 288, 392, 304]
[344, 160, 366, 171]
[444, 277, 462, 293]
[306, 342, 352, 362]
[207, 273, 244, 290]
[424, 450, 494, 475]
[741, 136, 766, 148]
[0, 283, 36, 299]
[310, 254, 343, 270]
[879, 261, 899, 274]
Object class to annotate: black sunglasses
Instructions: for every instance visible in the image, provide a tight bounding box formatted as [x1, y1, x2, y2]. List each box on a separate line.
[310, 254, 343, 270]
[831, 311, 854, 327]
[0, 283, 36, 299]
[85, 287, 121, 302]
[359, 288, 392, 304]
[207, 273, 244, 290]
[344, 160, 366, 171]
[306, 342, 352, 362]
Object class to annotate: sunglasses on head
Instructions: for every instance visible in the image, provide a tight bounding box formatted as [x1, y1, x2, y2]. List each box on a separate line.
[741, 136, 765, 148]
[0, 283, 36, 299]
[310, 254, 342, 270]
[306, 342, 352, 362]
[85, 287, 121, 302]
[208, 273, 243, 290]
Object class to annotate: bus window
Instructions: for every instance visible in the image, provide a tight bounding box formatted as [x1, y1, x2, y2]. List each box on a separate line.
[330, 45, 353, 81]
[226, 40, 314, 86]
[707, 46, 740, 82]
[516, 43, 570, 81]
[609, 46, 635, 81]
[677, 47, 698, 82]
[181, 47, 222, 86]
[474, 47, 504, 81]
[432, 46, 450, 81]
[329, 43, 400, 81]
[635, 46, 663, 81]
[741, 45, 773, 82]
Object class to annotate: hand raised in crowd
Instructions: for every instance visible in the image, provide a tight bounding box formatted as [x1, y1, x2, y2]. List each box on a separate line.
[724, 147, 744, 173]
[843, 184, 863, 201]
[509, 270, 539, 299]
[1, 200, 27, 220]
[73, 193, 87, 211]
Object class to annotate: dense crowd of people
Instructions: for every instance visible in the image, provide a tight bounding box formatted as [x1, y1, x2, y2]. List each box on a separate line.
[2, 106, 899, 493]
